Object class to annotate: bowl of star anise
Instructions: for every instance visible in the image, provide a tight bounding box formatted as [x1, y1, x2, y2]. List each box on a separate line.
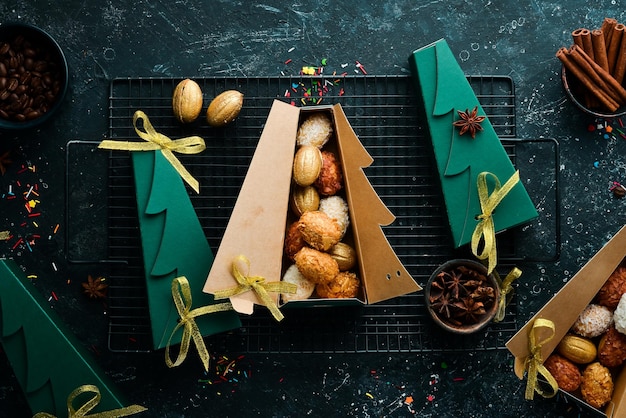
[425, 259, 500, 334]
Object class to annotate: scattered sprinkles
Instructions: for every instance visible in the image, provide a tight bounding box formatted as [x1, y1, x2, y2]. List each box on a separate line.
[278, 50, 369, 106]
[197, 354, 252, 391]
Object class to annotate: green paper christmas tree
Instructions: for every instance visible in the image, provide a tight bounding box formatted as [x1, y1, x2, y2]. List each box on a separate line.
[0, 259, 136, 416]
[408, 39, 538, 248]
[132, 150, 241, 350]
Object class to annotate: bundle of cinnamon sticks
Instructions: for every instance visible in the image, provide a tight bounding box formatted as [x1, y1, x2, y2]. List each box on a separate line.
[557, 18, 626, 112]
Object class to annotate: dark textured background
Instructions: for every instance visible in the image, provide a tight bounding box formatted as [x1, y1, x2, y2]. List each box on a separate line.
[1, 1, 625, 417]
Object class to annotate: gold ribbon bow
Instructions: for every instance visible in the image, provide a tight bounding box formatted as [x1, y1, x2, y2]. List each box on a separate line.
[523, 318, 559, 400]
[493, 267, 522, 323]
[471, 171, 520, 274]
[98, 110, 206, 193]
[32, 384, 147, 417]
[212, 255, 297, 322]
[165, 276, 234, 371]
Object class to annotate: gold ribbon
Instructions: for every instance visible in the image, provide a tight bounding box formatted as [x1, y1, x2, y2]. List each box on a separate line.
[523, 318, 559, 400]
[471, 171, 520, 274]
[165, 276, 234, 371]
[32, 384, 147, 417]
[493, 267, 522, 323]
[98, 110, 206, 194]
[212, 255, 297, 322]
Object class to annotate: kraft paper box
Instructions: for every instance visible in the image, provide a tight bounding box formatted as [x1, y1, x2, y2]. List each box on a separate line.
[203, 100, 421, 313]
[506, 225, 626, 417]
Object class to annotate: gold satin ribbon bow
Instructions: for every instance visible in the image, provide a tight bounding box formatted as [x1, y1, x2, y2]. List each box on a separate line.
[32, 384, 147, 417]
[212, 255, 297, 322]
[493, 267, 522, 323]
[165, 276, 234, 371]
[98, 110, 206, 194]
[523, 318, 559, 400]
[471, 170, 520, 274]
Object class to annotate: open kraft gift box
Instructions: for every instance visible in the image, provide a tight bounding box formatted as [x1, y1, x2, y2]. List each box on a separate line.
[507, 224, 626, 417]
[203, 100, 421, 313]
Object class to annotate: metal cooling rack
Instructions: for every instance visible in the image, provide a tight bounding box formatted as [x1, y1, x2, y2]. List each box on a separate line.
[103, 75, 560, 353]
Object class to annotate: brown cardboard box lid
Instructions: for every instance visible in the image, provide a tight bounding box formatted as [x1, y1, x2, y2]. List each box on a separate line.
[506, 225, 626, 416]
[332, 103, 421, 303]
[203, 100, 300, 314]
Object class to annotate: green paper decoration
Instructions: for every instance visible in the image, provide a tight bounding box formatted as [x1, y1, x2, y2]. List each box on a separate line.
[132, 150, 240, 350]
[408, 39, 538, 248]
[0, 259, 128, 416]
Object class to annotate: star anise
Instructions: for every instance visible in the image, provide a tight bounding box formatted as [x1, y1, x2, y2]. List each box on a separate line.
[470, 286, 495, 303]
[454, 297, 486, 324]
[82, 275, 108, 299]
[442, 269, 467, 299]
[430, 292, 455, 319]
[452, 106, 485, 139]
[0, 150, 12, 175]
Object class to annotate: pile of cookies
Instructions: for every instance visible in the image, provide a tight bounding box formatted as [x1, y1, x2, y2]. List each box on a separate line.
[544, 265, 626, 409]
[281, 111, 361, 302]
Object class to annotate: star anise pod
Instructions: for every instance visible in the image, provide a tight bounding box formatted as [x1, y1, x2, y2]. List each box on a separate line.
[82, 275, 108, 299]
[430, 292, 455, 319]
[443, 269, 468, 300]
[452, 106, 485, 139]
[470, 286, 495, 303]
[454, 298, 486, 324]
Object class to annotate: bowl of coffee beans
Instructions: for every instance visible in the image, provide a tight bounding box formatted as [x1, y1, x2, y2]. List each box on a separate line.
[0, 22, 68, 130]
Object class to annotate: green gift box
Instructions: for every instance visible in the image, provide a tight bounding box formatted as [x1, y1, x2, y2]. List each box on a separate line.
[0, 259, 143, 416]
[408, 39, 538, 249]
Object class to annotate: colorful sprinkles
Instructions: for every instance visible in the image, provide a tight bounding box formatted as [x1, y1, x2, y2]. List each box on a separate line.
[279, 49, 368, 106]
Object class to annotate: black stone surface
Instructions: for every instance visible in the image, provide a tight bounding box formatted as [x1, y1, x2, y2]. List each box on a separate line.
[1, 1, 625, 417]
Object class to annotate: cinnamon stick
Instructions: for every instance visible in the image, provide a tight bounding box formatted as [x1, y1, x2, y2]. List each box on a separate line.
[592, 29, 609, 72]
[601, 17, 618, 46]
[607, 24, 624, 75]
[572, 28, 594, 60]
[570, 45, 626, 103]
[614, 27, 626, 83]
[556, 47, 619, 112]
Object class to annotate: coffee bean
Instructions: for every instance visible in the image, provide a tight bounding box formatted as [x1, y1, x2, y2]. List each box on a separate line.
[0, 43, 9, 55]
[8, 56, 18, 69]
[0, 90, 9, 101]
[33, 61, 47, 72]
[15, 84, 27, 95]
[19, 71, 31, 85]
[0, 62, 6, 77]
[6, 78, 18, 92]
[25, 110, 41, 120]
[14, 113, 26, 121]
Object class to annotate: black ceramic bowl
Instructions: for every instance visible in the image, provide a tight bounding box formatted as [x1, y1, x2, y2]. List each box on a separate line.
[561, 65, 626, 118]
[0, 22, 68, 130]
[424, 259, 500, 334]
